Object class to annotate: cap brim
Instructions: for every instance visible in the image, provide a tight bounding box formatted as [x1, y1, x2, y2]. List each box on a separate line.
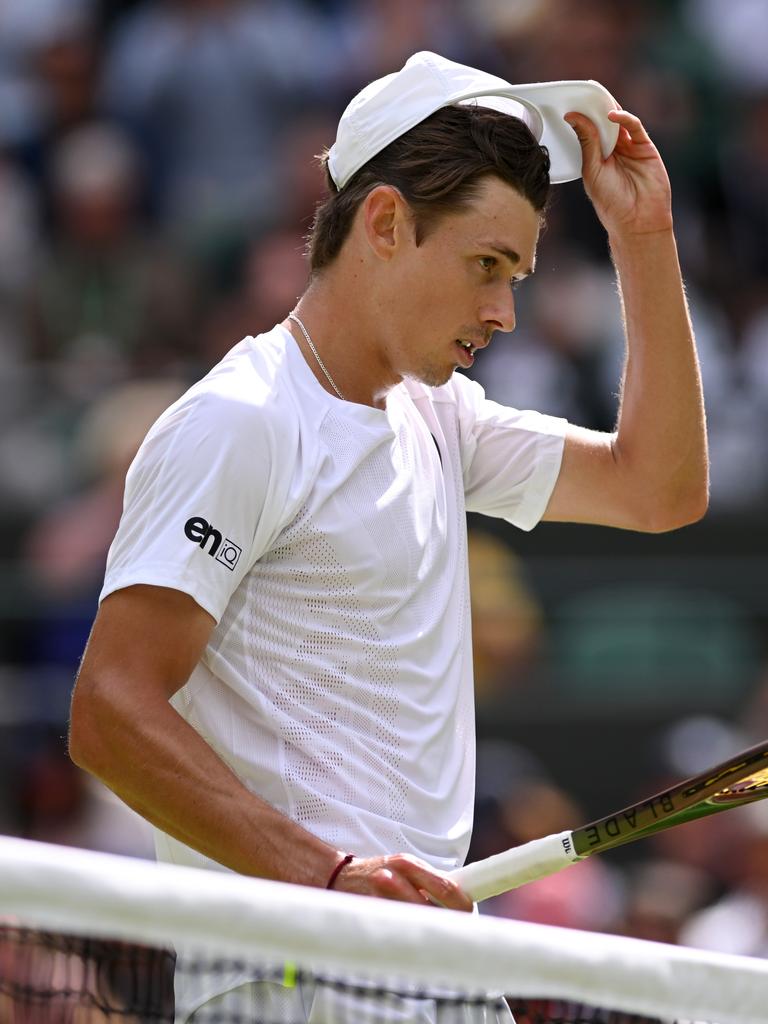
[459, 79, 620, 184]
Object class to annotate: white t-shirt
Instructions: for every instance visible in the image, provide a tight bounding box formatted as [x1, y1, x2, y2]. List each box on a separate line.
[101, 324, 566, 874]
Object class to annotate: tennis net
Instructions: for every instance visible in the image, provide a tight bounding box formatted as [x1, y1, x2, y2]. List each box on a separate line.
[1, 835, 767, 1024]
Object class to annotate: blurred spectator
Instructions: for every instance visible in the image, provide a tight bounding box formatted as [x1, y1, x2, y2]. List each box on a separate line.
[493, 851, 622, 933]
[199, 225, 310, 364]
[471, 258, 623, 429]
[0, 157, 41, 494]
[619, 7, 725, 195]
[27, 122, 197, 394]
[476, 0, 642, 95]
[471, 740, 544, 865]
[23, 379, 186, 665]
[659, 715, 748, 779]
[276, 108, 339, 230]
[719, 93, 768, 287]
[620, 859, 714, 945]
[680, 816, 768, 957]
[468, 530, 545, 702]
[739, 668, 768, 746]
[0, 376, 72, 522]
[471, 745, 623, 931]
[17, 729, 86, 847]
[102, 0, 336, 241]
[332, 0, 478, 84]
[740, 304, 768, 403]
[0, 157, 40, 298]
[684, 0, 768, 92]
[17, 728, 154, 855]
[0, 0, 97, 152]
[24, 377, 187, 596]
[634, 718, 759, 886]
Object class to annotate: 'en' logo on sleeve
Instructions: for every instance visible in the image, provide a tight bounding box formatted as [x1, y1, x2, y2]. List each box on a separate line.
[184, 516, 242, 571]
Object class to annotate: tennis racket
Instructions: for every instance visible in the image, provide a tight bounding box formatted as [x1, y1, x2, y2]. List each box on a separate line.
[451, 739, 768, 902]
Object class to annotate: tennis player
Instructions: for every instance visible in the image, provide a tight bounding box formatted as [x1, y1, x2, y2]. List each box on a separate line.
[69, 52, 708, 1023]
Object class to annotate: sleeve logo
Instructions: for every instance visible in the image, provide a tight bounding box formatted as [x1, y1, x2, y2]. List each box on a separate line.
[184, 516, 242, 571]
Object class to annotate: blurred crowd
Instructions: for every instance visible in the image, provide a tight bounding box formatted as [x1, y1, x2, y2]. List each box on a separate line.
[1, 0, 768, 987]
[469, 714, 768, 961]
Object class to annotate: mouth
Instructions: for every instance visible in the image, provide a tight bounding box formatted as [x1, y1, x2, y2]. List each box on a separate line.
[454, 337, 485, 367]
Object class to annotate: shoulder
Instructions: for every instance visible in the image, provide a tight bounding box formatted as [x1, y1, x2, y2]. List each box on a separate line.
[127, 327, 327, 499]
[150, 327, 316, 444]
[119, 330, 320, 540]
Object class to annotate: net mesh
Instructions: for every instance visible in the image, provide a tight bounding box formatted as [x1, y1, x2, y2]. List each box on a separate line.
[1, 836, 767, 1024]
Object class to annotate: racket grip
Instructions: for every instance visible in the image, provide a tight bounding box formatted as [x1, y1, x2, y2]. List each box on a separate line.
[449, 831, 581, 902]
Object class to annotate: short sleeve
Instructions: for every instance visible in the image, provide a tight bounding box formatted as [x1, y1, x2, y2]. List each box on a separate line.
[101, 387, 293, 622]
[455, 376, 567, 531]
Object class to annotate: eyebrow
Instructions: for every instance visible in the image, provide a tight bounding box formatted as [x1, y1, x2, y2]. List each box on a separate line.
[486, 243, 534, 277]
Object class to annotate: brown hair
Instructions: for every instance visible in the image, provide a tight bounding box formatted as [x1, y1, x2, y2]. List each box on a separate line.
[308, 103, 551, 274]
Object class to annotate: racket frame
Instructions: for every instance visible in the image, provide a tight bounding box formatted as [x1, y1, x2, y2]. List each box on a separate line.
[571, 740, 768, 857]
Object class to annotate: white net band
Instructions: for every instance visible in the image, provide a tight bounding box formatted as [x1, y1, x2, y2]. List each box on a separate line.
[1, 835, 767, 1024]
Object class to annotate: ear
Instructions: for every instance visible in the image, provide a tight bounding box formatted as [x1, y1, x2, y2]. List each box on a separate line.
[362, 185, 412, 261]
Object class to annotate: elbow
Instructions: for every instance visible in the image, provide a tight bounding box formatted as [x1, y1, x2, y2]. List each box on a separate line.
[68, 699, 94, 773]
[68, 678, 112, 777]
[640, 487, 709, 534]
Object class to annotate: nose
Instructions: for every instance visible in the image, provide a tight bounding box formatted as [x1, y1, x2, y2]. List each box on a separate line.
[481, 287, 516, 335]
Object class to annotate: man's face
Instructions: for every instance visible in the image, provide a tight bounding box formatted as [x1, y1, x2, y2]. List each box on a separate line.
[383, 176, 541, 388]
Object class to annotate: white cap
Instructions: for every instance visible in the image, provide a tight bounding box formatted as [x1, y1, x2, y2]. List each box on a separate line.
[328, 51, 620, 188]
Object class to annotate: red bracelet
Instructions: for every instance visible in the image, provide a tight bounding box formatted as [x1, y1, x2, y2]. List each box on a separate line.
[326, 853, 355, 889]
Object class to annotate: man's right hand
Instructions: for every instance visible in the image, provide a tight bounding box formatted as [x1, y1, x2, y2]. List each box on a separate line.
[331, 853, 473, 912]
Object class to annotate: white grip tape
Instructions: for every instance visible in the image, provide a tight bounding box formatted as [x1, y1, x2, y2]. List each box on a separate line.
[449, 831, 581, 903]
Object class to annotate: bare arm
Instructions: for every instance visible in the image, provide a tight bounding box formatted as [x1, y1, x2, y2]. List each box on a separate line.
[69, 584, 471, 910]
[542, 109, 708, 533]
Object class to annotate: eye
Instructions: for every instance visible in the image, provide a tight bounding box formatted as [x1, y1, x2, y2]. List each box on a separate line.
[478, 256, 496, 272]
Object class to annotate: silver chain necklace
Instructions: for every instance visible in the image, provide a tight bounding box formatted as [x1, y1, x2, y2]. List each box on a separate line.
[288, 312, 345, 401]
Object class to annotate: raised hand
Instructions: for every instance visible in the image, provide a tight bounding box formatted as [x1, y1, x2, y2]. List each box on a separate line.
[565, 108, 673, 238]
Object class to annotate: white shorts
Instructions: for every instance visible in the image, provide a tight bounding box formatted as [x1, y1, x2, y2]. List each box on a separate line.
[183, 978, 515, 1024]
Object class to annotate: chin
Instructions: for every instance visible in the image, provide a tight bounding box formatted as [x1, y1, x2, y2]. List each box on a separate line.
[407, 365, 456, 389]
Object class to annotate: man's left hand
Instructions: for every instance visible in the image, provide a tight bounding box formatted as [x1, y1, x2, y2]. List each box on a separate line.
[565, 108, 673, 238]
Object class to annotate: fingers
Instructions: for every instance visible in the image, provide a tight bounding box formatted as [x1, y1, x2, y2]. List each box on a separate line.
[607, 108, 652, 144]
[565, 108, 658, 176]
[332, 854, 474, 912]
[563, 111, 605, 178]
[391, 855, 473, 912]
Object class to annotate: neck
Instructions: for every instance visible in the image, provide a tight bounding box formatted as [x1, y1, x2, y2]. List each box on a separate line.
[286, 276, 400, 410]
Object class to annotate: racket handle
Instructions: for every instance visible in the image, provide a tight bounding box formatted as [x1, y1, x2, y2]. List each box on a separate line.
[449, 831, 582, 902]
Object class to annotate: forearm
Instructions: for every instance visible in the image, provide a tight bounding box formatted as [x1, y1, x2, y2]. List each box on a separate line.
[610, 227, 709, 527]
[70, 678, 340, 885]
[70, 679, 471, 908]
